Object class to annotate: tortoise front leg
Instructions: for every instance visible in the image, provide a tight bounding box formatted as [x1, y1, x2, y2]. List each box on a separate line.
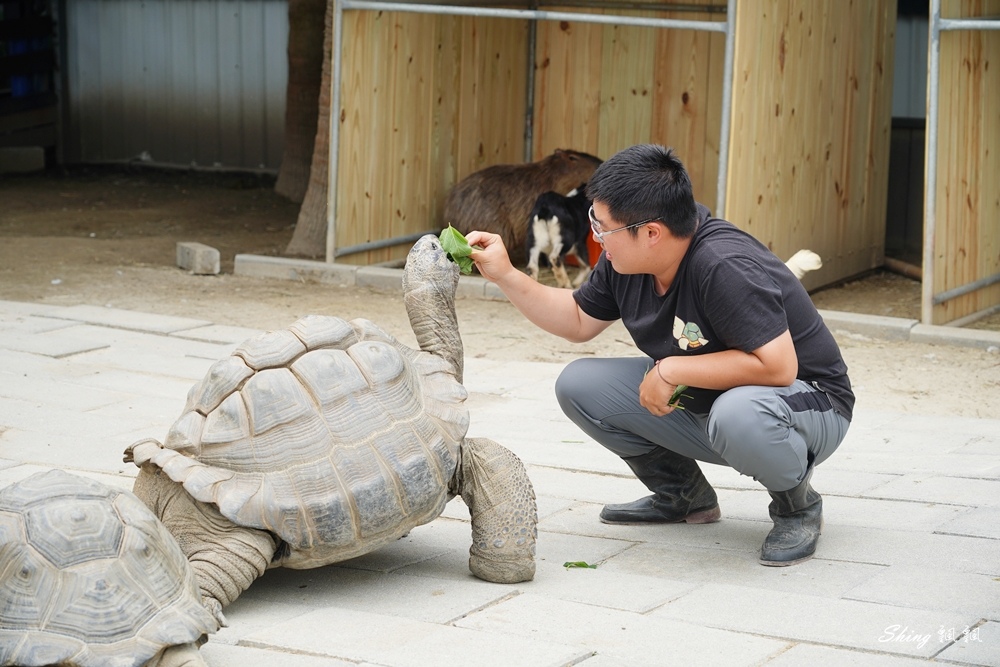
[132, 464, 277, 622]
[453, 437, 537, 583]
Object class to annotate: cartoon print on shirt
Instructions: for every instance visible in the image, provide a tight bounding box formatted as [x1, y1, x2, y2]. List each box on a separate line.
[674, 316, 709, 350]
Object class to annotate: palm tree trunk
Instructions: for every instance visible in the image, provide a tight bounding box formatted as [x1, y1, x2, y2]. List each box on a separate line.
[274, 0, 326, 203]
[284, 0, 333, 258]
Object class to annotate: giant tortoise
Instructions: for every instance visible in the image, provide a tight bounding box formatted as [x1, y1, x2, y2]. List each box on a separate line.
[0, 469, 218, 667]
[125, 234, 537, 618]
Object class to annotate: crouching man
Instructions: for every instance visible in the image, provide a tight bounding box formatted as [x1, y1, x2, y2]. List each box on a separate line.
[466, 144, 854, 565]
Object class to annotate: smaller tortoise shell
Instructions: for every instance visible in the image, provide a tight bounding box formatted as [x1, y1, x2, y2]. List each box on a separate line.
[0, 469, 217, 667]
[131, 315, 469, 569]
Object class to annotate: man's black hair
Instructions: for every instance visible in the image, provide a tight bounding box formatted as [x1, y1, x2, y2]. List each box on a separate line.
[586, 144, 699, 239]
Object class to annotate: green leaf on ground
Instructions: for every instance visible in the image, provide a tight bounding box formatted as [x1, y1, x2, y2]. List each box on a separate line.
[563, 561, 598, 569]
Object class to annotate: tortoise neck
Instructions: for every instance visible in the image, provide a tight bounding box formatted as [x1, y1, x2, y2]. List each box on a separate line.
[404, 284, 463, 384]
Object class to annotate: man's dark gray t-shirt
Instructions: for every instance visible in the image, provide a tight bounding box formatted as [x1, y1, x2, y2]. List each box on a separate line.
[573, 205, 855, 420]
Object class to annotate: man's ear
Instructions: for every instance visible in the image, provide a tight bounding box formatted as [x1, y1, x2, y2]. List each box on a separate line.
[645, 221, 666, 244]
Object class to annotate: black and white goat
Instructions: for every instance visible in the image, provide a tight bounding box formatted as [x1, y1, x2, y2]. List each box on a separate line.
[525, 184, 592, 289]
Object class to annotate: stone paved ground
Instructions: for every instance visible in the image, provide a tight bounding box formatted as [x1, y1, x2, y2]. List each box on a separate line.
[1, 298, 998, 666]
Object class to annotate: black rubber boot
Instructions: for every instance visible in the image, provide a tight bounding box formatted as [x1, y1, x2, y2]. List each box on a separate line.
[599, 447, 721, 525]
[760, 465, 823, 566]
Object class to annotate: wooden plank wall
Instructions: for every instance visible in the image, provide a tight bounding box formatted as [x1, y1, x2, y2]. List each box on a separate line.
[532, 0, 725, 209]
[335, 1, 727, 264]
[930, 0, 1000, 324]
[336, 12, 527, 265]
[725, 0, 897, 290]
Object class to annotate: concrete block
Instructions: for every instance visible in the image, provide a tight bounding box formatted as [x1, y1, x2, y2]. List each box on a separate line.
[234, 254, 358, 286]
[455, 274, 489, 299]
[356, 266, 403, 292]
[176, 242, 221, 275]
[910, 323, 1000, 350]
[819, 309, 917, 341]
[483, 281, 509, 301]
[0, 147, 45, 173]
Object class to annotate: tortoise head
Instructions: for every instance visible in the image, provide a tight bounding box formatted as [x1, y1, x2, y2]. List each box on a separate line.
[402, 234, 463, 383]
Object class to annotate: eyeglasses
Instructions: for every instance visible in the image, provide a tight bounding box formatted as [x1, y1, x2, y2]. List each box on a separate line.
[588, 205, 661, 243]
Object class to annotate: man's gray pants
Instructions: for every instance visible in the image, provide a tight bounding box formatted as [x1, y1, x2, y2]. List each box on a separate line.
[555, 357, 850, 492]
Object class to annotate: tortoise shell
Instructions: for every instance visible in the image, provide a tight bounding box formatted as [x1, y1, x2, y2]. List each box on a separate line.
[0, 469, 217, 667]
[136, 315, 468, 568]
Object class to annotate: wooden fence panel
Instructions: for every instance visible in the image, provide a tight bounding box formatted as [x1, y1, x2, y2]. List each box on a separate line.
[534, 0, 725, 209]
[931, 0, 1000, 323]
[726, 0, 896, 289]
[336, 12, 527, 265]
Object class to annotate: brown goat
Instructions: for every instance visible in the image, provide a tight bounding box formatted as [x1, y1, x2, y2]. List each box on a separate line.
[445, 149, 603, 265]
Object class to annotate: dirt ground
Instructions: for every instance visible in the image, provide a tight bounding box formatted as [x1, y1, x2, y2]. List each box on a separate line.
[1, 166, 997, 419]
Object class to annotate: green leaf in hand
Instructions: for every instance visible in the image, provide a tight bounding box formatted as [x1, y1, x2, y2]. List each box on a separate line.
[668, 384, 690, 409]
[439, 224, 480, 275]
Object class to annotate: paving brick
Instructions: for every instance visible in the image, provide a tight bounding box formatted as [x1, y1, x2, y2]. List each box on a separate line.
[0, 300, 63, 316]
[937, 506, 1000, 539]
[863, 474, 1000, 507]
[252, 566, 517, 625]
[176, 241, 221, 274]
[600, 541, 884, 599]
[200, 643, 357, 667]
[935, 621, 1000, 666]
[762, 643, 940, 666]
[843, 565, 1000, 617]
[820, 524, 1000, 574]
[454, 592, 788, 666]
[170, 324, 264, 344]
[0, 372, 129, 411]
[241, 605, 590, 667]
[0, 313, 76, 334]
[539, 499, 765, 553]
[654, 583, 972, 658]
[1, 328, 111, 358]
[59, 368, 195, 401]
[38, 304, 211, 334]
[830, 452, 1000, 477]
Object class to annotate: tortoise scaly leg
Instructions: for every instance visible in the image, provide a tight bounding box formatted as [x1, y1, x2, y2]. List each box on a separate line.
[132, 465, 277, 621]
[453, 437, 537, 583]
